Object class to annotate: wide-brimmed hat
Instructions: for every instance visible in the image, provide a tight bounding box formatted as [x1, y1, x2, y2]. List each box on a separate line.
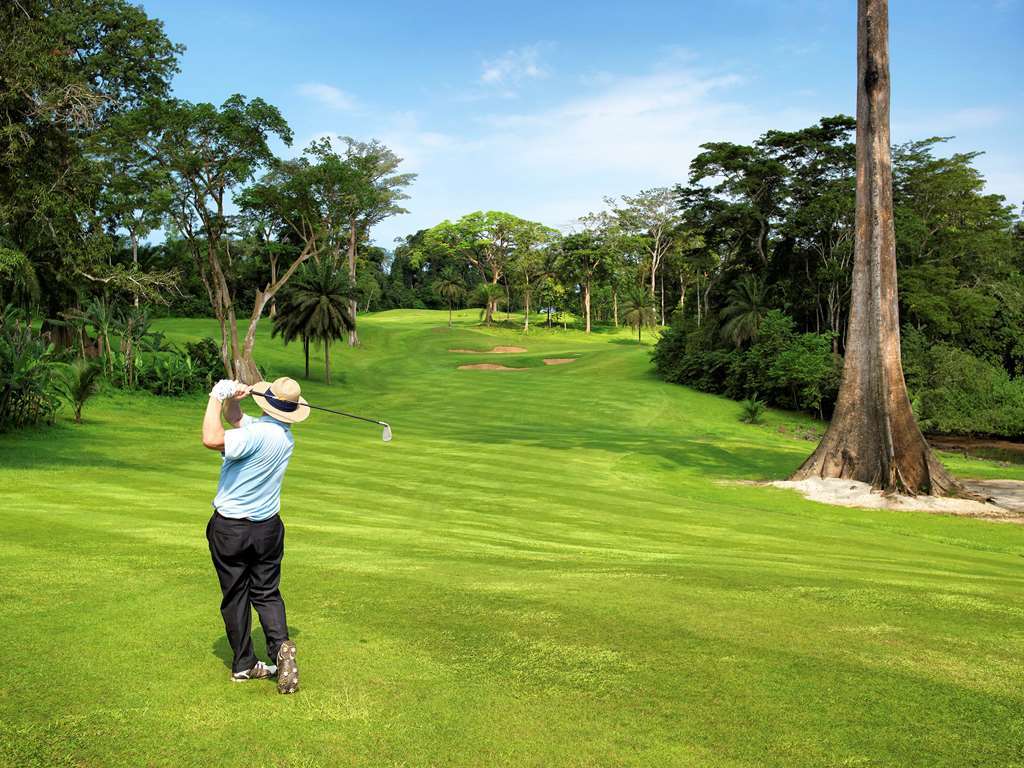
[251, 377, 310, 424]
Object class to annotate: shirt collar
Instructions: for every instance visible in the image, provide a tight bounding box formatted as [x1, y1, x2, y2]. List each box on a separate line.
[260, 414, 291, 429]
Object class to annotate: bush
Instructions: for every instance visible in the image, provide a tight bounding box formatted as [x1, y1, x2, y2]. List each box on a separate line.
[184, 337, 224, 391]
[903, 335, 1024, 437]
[0, 306, 60, 431]
[655, 310, 840, 417]
[740, 396, 766, 424]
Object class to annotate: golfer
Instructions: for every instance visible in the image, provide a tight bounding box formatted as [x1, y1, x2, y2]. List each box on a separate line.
[202, 376, 309, 694]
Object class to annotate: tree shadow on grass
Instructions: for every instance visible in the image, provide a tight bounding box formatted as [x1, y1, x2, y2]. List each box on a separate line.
[441, 419, 808, 482]
[211, 625, 303, 669]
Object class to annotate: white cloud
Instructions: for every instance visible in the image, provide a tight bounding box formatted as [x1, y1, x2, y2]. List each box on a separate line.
[480, 44, 549, 87]
[298, 82, 356, 111]
[360, 62, 818, 243]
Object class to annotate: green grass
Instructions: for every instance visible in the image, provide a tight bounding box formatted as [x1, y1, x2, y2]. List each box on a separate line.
[2, 309, 1022, 768]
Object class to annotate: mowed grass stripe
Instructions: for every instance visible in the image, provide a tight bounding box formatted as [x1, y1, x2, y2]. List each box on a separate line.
[2, 309, 1023, 768]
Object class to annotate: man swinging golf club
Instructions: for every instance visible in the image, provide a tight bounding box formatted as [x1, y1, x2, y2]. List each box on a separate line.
[202, 375, 309, 694]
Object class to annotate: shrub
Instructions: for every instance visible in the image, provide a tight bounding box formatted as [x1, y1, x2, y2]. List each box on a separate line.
[740, 396, 766, 424]
[904, 338, 1024, 437]
[55, 359, 102, 423]
[0, 305, 60, 431]
[184, 337, 224, 390]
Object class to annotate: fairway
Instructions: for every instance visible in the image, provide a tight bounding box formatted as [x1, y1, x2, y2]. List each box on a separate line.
[2, 310, 1022, 768]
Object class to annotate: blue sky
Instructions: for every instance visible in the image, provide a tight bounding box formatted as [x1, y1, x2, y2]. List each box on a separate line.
[143, 0, 1023, 246]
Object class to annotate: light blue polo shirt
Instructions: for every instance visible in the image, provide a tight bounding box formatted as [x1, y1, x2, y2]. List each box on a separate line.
[213, 413, 294, 521]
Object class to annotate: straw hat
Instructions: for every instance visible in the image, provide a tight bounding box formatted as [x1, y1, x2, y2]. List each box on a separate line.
[251, 377, 310, 424]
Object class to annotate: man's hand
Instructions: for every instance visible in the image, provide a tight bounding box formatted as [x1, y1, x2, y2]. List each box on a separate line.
[224, 383, 250, 427]
[204, 381, 251, 449]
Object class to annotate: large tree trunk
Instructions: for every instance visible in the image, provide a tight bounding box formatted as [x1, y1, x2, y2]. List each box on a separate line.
[791, 0, 958, 496]
[324, 337, 331, 384]
[612, 288, 618, 328]
[303, 336, 309, 378]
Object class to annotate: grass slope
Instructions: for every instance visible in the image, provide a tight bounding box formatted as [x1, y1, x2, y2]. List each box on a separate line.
[1, 310, 1022, 768]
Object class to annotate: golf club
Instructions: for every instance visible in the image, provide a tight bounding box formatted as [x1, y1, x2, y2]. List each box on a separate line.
[250, 390, 393, 442]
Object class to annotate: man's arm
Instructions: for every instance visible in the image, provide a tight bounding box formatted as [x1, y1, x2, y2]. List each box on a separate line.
[202, 383, 251, 451]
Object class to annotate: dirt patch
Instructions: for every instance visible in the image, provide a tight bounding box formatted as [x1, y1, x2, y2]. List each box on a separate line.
[458, 363, 527, 371]
[449, 346, 527, 354]
[928, 435, 1024, 465]
[962, 479, 1024, 513]
[543, 358, 576, 365]
[769, 477, 1024, 524]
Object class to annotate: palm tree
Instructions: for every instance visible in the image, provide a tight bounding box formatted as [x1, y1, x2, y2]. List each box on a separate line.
[64, 297, 117, 375]
[55, 360, 102, 424]
[720, 274, 769, 347]
[621, 285, 657, 342]
[273, 260, 354, 384]
[433, 268, 465, 328]
[474, 283, 506, 327]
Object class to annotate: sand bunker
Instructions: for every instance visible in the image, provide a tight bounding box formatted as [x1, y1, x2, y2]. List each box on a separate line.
[458, 363, 527, 371]
[449, 346, 527, 354]
[543, 358, 576, 365]
[770, 477, 1024, 524]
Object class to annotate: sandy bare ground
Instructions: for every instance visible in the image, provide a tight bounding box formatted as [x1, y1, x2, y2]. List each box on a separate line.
[449, 346, 527, 354]
[543, 358, 576, 365]
[769, 477, 1024, 524]
[457, 363, 527, 371]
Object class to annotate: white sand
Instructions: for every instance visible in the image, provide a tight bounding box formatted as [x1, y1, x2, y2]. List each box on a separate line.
[770, 477, 1024, 523]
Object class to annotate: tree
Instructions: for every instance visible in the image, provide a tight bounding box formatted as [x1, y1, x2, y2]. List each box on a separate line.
[474, 283, 506, 326]
[326, 138, 415, 347]
[621, 285, 657, 343]
[561, 213, 614, 333]
[91, 114, 173, 306]
[0, 0, 181, 339]
[272, 260, 354, 384]
[610, 188, 682, 302]
[432, 268, 465, 328]
[149, 95, 294, 381]
[720, 275, 770, 347]
[510, 221, 558, 333]
[791, 0, 960, 495]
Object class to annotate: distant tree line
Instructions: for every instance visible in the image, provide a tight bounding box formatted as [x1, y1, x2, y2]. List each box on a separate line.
[2, 3, 1021, 438]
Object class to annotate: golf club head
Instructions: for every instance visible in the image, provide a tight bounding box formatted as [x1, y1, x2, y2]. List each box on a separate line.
[381, 423, 393, 442]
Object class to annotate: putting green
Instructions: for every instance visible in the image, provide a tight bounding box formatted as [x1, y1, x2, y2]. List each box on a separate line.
[1, 309, 1021, 767]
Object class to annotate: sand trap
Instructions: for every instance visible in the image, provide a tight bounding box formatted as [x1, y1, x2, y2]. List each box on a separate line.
[449, 346, 527, 354]
[543, 358, 576, 365]
[770, 477, 1024, 524]
[458, 363, 527, 371]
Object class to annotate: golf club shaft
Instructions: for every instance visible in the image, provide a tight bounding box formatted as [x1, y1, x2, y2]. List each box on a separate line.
[250, 390, 388, 427]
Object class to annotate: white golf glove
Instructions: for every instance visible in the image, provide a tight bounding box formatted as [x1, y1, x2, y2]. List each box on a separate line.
[211, 379, 241, 402]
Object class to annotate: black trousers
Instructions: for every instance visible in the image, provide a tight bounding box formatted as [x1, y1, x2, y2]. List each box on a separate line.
[206, 512, 290, 673]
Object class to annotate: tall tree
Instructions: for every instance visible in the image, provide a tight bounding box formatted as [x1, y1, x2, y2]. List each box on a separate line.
[0, 0, 181, 336]
[148, 95, 294, 381]
[621, 284, 657, 343]
[561, 213, 614, 334]
[510, 221, 558, 333]
[792, 0, 959, 495]
[272, 259, 354, 384]
[323, 138, 414, 347]
[432, 267, 465, 328]
[610, 188, 681, 300]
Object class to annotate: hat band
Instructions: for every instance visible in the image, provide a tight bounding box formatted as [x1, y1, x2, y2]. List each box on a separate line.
[264, 388, 299, 413]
